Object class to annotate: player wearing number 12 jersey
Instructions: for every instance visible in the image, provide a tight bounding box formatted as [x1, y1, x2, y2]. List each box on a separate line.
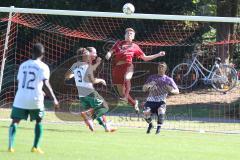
[8, 43, 59, 154]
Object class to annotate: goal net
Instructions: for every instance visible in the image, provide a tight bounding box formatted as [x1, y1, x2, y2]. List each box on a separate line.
[0, 8, 239, 133]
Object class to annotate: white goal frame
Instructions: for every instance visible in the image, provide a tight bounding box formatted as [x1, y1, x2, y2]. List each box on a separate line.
[0, 6, 239, 23]
[0, 6, 239, 93]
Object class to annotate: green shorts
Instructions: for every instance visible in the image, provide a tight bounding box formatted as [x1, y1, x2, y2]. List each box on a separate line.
[10, 107, 45, 121]
[80, 91, 104, 110]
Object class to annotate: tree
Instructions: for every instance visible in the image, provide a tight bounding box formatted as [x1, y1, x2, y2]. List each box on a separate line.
[216, 0, 239, 64]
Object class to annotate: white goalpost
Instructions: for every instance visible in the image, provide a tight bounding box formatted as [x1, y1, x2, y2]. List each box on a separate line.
[0, 6, 239, 22]
[0, 6, 239, 133]
[0, 6, 14, 93]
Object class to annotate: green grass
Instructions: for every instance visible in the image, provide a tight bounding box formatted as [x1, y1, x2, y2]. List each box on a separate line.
[0, 121, 240, 160]
[1, 108, 240, 133]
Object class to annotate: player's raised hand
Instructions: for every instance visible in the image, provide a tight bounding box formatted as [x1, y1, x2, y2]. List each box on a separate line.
[158, 51, 166, 57]
[105, 52, 112, 60]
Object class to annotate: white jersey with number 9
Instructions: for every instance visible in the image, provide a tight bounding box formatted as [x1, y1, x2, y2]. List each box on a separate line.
[13, 59, 50, 110]
[70, 62, 94, 97]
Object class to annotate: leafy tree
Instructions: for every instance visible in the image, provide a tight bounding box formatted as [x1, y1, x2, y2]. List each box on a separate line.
[214, 0, 238, 63]
[192, 0, 239, 64]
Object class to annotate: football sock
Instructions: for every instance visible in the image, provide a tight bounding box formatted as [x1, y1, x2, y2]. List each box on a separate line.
[33, 123, 43, 148]
[156, 114, 164, 134]
[9, 123, 17, 149]
[97, 116, 107, 129]
[147, 122, 154, 134]
[93, 107, 108, 120]
[157, 114, 164, 125]
[156, 125, 161, 134]
[145, 117, 152, 124]
[145, 117, 153, 134]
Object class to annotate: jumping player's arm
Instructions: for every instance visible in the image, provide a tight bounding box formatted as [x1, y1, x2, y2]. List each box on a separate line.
[140, 51, 165, 61]
[134, 44, 166, 61]
[88, 65, 106, 86]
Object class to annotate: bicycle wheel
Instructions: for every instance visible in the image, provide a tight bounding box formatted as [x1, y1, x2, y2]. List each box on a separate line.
[211, 65, 238, 92]
[171, 63, 199, 89]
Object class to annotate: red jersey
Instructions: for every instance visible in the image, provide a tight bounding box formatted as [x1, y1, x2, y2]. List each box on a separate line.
[111, 40, 144, 65]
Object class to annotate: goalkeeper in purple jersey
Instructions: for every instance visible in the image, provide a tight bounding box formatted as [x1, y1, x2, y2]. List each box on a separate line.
[142, 62, 179, 134]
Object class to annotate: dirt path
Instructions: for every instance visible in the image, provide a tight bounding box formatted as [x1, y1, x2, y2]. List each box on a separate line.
[167, 86, 240, 106]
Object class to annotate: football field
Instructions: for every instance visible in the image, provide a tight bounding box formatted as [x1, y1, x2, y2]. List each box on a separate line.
[0, 121, 239, 160]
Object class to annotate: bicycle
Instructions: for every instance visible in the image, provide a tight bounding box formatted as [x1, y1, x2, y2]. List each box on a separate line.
[171, 51, 238, 92]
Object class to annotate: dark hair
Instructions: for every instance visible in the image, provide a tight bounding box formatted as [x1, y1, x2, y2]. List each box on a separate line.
[158, 62, 168, 70]
[32, 43, 44, 59]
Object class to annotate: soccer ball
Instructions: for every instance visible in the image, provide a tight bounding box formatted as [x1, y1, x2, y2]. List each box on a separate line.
[123, 3, 135, 15]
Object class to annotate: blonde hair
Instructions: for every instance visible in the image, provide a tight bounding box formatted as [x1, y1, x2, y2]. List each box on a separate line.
[86, 47, 97, 57]
[125, 28, 135, 33]
[77, 48, 89, 56]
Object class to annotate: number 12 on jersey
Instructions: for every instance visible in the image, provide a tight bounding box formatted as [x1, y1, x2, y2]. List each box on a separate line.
[22, 71, 36, 90]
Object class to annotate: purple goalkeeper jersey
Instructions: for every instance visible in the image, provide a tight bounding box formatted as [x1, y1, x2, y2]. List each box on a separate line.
[144, 74, 178, 102]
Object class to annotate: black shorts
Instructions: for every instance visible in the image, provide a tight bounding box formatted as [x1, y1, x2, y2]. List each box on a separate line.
[144, 101, 166, 114]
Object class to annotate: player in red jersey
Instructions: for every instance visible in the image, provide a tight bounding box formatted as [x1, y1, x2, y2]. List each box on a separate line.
[105, 28, 165, 112]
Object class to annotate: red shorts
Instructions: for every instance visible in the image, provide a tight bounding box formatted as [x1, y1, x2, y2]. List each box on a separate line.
[112, 63, 131, 84]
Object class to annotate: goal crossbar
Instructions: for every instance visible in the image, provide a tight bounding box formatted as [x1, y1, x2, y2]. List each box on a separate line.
[0, 6, 239, 23]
